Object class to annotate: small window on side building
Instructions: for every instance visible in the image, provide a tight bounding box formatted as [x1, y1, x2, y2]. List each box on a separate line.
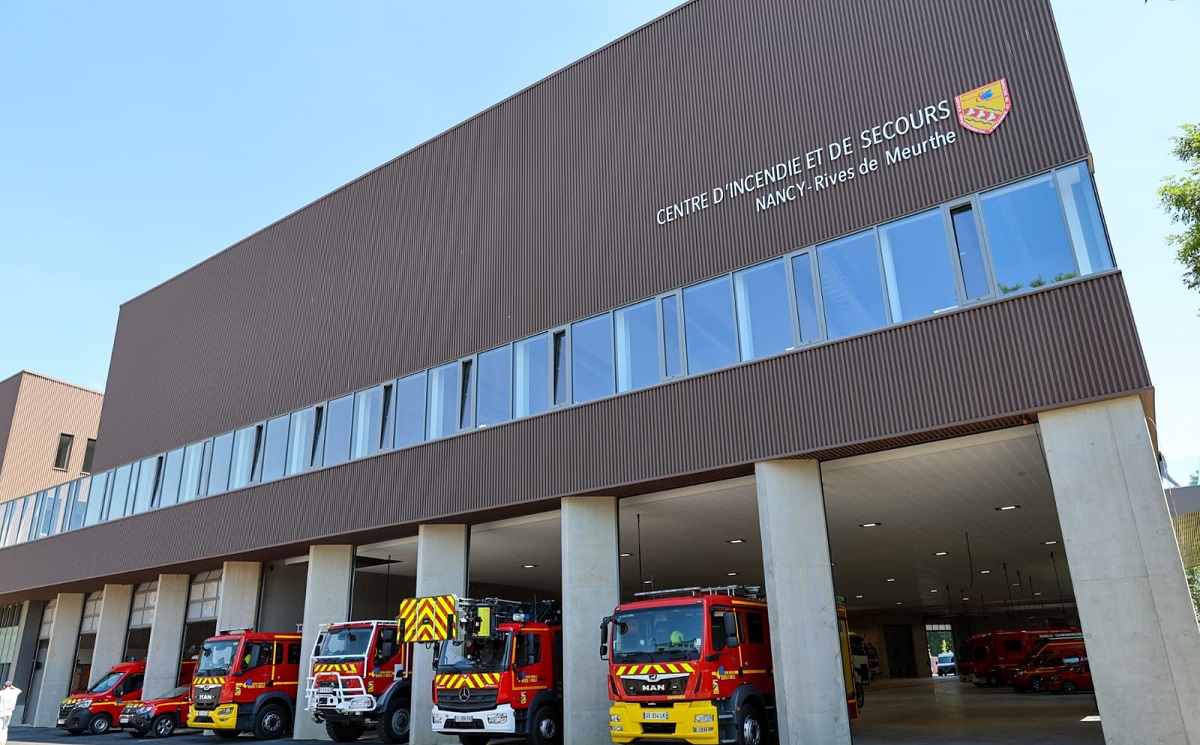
[81, 439, 96, 474]
[54, 434, 74, 470]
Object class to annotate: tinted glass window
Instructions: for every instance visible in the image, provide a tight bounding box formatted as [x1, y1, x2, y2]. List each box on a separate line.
[260, 414, 290, 483]
[159, 448, 184, 507]
[1003, 640, 1024, 652]
[288, 643, 301, 665]
[476, 346, 512, 427]
[323, 394, 354, 466]
[130, 456, 160, 513]
[683, 276, 738, 375]
[572, 314, 614, 404]
[460, 360, 475, 430]
[745, 613, 765, 644]
[614, 299, 659, 393]
[879, 209, 959, 322]
[108, 463, 134, 519]
[661, 294, 683, 377]
[82, 439, 96, 474]
[178, 442, 206, 501]
[790, 252, 822, 343]
[83, 472, 108, 526]
[207, 432, 234, 496]
[395, 373, 427, 448]
[818, 230, 889, 339]
[981, 174, 1076, 294]
[552, 331, 569, 407]
[513, 334, 550, 418]
[951, 206, 990, 300]
[228, 425, 260, 489]
[427, 363, 459, 439]
[286, 407, 319, 476]
[351, 386, 384, 460]
[68, 478, 91, 531]
[733, 258, 794, 361]
[1055, 162, 1113, 274]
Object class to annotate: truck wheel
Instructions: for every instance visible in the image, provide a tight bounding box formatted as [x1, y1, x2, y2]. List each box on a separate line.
[150, 714, 176, 738]
[376, 698, 410, 744]
[1061, 680, 1078, 695]
[214, 731, 241, 740]
[529, 705, 561, 745]
[252, 704, 289, 740]
[856, 681, 865, 710]
[89, 713, 114, 735]
[1030, 677, 1044, 693]
[735, 704, 764, 745]
[325, 721, 364, 742]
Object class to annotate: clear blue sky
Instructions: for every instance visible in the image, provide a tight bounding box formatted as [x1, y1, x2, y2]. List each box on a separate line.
[1, 1, 1197, 475]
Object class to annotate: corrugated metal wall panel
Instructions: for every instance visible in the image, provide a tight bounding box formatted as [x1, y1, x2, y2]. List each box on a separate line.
[0, 274, 1151, 598]
[93, 0, 1092, 471]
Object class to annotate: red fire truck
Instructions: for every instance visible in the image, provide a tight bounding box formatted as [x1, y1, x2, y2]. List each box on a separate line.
[304, 620, 413, 742]
[411, 595, 562, 745]
[957, 628, 1082, 688]
[601, 586, 860, 745]
[186, 629, 304, 740]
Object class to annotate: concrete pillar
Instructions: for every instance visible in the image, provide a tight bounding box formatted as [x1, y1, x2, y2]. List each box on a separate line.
[144, 574, 189, 697]
[11, 600, 45, 722]
[216, 561, 262, 632]
[32, 592, 84, 728]
[412, 525, 469, 745]
[1040, 396, 1200, 744]
[561, 497, 620, 745]
[295, 545, 356, 740]
[755, 460, 851, 745]
[88, 584, 134, 686]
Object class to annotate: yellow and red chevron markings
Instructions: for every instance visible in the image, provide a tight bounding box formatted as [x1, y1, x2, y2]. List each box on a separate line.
[313, 663, 359, 673]
[192, 677, 227, 686]
[434, 673, 501, 689]
[399, 595, 457, 643]
[613, 663, 695, 675]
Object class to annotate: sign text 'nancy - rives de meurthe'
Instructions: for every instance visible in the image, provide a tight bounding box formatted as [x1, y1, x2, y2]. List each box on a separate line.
[654, 78, 1012, 226]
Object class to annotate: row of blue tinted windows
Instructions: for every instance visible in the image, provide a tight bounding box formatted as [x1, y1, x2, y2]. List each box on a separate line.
[0, 161, 1112, 548]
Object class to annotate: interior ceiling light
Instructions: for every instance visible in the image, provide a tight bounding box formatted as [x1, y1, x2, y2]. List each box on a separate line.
[933, 551, 948, 556]
[619, 552, 633, 557]
[962, 597, 970, 601]
[522, 564, 536, 569]
[642, 580, 653, 584]
[895, 602, 903, 605]
[855, 595, 863, 599]
[727, 572, 738, 576]
[859, 522, 882, 528]
[886, 578, 896, 582]
[995, 505, 1021, 511]
[1011, 583, 1021, 587]
[930, 589, 938, 593]
[1034, 592, 1043, 596]
[980, 570, 991, 574]
[727, 538, 746, 544]
[1043, 540, 1058, 545]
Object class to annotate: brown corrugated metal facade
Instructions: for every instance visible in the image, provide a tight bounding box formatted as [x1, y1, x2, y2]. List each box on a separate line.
[0, 0, 1155, 599]
[0, 372, 102, 503]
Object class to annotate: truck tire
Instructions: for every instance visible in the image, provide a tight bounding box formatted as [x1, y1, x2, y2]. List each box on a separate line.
[325, 720, 364, 742]
[528, 705, 561, 745]
[252, 703, 289, 740]
[1061, 680, 1078, 695]
[376, 698, 410, 744]
[150, 714, 177, 738]
[88, 713, 114, 735]
[735, 703, 764, 745]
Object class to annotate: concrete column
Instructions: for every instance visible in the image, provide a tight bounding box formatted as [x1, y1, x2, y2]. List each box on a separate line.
[561, 497, 620, 745]
[216, 561, 262, 632]
[32, 592, 84, 728]
[295, 545, 356, 740]
[1040, 396, 1200, 744]
[11, 600, 45, 722]
[755, 460, 851, 745]
[88, 584, 134, 686]
[411, 525, 469, 745]
[144, 574, 189, 697]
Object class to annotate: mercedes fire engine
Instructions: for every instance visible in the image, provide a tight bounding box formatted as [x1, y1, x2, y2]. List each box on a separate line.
[304, 620, 412, 742]
[601, 586, 860, 745]
[406, 595, 563, 745]
[187, 629, 303, 740]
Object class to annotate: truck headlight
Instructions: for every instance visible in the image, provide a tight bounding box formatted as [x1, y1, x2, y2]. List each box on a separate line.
[217, 707, 234, 716]
[138, 706, 154, 715]
[486, 713, 508, 725]
[610, 714, 621, 722]
[431, 712, 446, 725]
[74, 700, 92, 709]
[349, 696, 375, 711]
[694, 714, 714, 723]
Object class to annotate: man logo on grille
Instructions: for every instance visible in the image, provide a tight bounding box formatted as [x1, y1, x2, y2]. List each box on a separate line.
[458, 688, 471, 703]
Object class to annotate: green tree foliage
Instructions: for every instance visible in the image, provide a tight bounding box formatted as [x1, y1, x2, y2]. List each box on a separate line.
[1188, 567, 1200, 620]
[1159, 124, 1200, 294]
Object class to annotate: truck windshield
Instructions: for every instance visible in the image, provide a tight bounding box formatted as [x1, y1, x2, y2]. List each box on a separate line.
[319, 627, 372, 658]
[196, 639, 240, 676]
[88, 671, 124, 694]
[438, 633, 510, 672]
[611, 604, 704, 662]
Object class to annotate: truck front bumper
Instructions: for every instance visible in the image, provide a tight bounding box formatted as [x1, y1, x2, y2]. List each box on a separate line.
[609, 700, 721, 745]
[432, 703, 518, 737]
[188, 703, 240, 731]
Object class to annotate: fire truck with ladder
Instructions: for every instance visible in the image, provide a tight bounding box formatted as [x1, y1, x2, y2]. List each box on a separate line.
[186, 628, 304, 740]
[304, 619, 413, 742]
[401, 594, 563, 745]
[601, 586, 861, 745]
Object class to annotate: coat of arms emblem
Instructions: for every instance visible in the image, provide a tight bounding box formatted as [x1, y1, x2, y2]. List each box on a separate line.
[955, 78, 1012, 135]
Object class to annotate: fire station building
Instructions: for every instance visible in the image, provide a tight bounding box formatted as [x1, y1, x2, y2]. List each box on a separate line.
[1, 1, 1197, 743]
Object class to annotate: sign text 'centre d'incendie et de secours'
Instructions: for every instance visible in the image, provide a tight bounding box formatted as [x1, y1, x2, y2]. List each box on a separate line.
[654, 78, 1012, 226]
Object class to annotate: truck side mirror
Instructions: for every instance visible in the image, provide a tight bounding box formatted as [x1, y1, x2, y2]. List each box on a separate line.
[430, 642, 441, 672]
[723, 613, 739, 649]
[599, 617, 611, 660]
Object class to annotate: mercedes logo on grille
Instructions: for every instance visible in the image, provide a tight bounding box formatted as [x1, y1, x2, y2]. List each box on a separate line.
[458, 688, 471, 703]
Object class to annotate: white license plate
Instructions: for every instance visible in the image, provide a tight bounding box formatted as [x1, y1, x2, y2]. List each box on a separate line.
[642, 712, 669, 720]
[119, 717, 130, 724]
[57, 719, 66, 726]
[454, 715, 474, 722]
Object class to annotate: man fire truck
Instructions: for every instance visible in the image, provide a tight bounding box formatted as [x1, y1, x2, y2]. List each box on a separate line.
[406, 595, 563, 745]
[304, 620, 412, 742]
[601, 586, 860, 745]
[186, 629, 303, 740]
